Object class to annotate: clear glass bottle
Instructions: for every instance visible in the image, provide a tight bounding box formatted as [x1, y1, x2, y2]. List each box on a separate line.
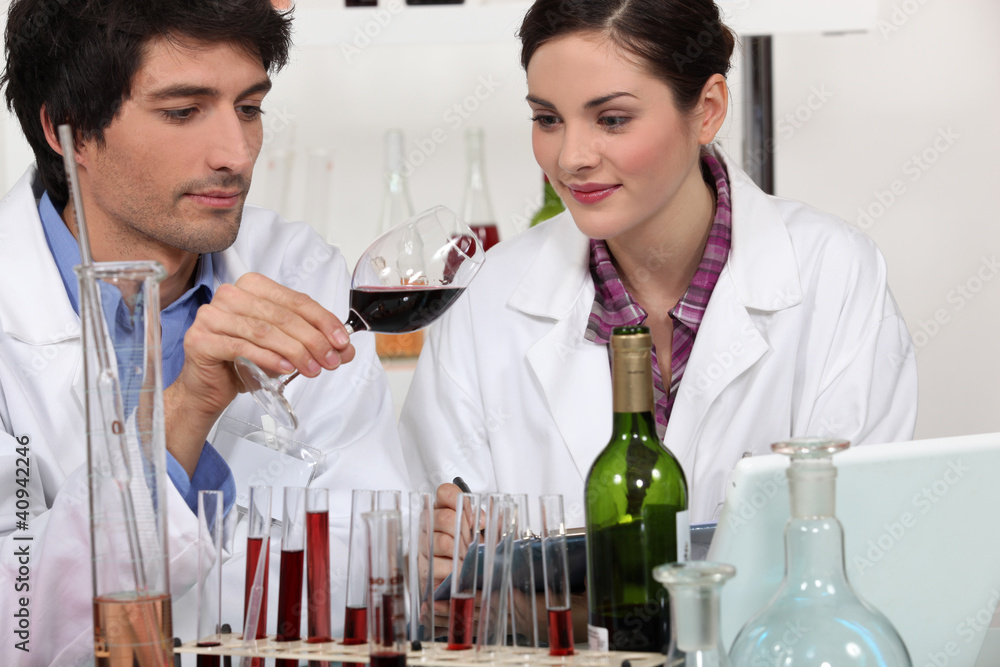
[376, 129, 422, 359]
[460, 126, 500, 250]
[584, 325, 689, 653]
[379, 128, 414, 232]
[653, 561, 735, 667]
[728, 438, 912, 666]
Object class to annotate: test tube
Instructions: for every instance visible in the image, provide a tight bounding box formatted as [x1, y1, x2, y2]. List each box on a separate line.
[408, 491, 435, 652]
[378, 489, 403, 511]
[344, 490, 376, 645]
[540, 495, 574, 656]
[197, 491, 224, 667]
[365, 510, 408, 667]
[477, 494, 515, 658]
[276, 487, 306, 667]
[509, 493, 539, 653]
[243, 486, 272, 642]
[447, 492, 482, 651]
[307, 488, 332, 648]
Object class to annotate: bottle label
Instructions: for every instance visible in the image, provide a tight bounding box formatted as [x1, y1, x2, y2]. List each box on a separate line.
[588, 624, 609, 652]
[676, 509, 691, 562]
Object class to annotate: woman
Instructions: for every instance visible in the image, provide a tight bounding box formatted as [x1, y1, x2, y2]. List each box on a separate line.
[399, 0, 917, 532]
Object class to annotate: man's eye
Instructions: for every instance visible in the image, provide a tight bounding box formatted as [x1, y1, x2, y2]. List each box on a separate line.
[238, 105, 263, 120]
[161, 108, 196, 122]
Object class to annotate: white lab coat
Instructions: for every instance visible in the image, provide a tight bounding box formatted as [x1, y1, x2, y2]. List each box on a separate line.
[400, 147, 917, 527]
[0, 168, 411, 664]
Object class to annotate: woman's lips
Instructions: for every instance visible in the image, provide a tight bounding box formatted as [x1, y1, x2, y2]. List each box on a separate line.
[566, 183, 621, 205]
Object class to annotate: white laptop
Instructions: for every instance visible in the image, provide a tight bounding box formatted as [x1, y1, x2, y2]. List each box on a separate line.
[707, 432, 1000, 667]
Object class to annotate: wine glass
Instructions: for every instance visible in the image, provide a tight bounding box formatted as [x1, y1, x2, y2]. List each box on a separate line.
[235, 205, 485, 430]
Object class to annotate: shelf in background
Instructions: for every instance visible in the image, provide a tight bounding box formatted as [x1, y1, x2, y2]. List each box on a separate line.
[290, 0, 878, 48]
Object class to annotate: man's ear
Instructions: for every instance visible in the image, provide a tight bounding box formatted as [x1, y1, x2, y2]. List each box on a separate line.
[39, 105, 64, 155]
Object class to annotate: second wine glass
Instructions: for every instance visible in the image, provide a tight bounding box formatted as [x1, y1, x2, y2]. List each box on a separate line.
[235, 205, 484, 429]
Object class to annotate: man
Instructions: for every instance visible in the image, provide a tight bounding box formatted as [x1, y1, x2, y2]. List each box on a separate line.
[0, 0, 409, 662]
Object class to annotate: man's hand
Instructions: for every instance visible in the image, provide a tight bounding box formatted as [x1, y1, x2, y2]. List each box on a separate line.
[164, 272, 354, 475]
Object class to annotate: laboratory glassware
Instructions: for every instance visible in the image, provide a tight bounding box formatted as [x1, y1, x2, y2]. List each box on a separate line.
[243, 485, 272, 648]
[345, 490, 377, 645]
[275, 487, 307, 667]
[307, 487, 332, 644]
[540, 494, 574, 656]
[585, 325, 689, 653]
[80, 261, 172, 667]
[477, 494, 514, 658]
[234, 205, 484, 429]
[728, 438, 912, 666]
[447, 492, 482, 650]
[509, 493, 539, 654]
[196, 491, 225, 667]
[365, 510, 408, 667]
[653, 561, 735, 667]
[408, 491, 436, 652]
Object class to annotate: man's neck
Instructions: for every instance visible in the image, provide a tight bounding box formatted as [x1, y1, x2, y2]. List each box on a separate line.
[62, 200, 201, 309]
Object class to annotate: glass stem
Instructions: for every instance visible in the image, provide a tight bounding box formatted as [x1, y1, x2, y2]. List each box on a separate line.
[279, 322, 357, 387]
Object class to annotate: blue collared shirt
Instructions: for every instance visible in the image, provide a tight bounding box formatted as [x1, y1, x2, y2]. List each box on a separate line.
[39, 191, 235, 516]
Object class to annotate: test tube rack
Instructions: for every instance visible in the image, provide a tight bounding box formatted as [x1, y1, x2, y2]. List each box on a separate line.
[175, 635, 667, 666]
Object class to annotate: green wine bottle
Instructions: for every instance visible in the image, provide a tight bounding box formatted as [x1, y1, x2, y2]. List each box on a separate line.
[584, 325, 689, 654]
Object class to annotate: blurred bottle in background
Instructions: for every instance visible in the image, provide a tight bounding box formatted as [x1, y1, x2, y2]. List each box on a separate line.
[376, 128, 424, 359]
[460, 126, 500, 251]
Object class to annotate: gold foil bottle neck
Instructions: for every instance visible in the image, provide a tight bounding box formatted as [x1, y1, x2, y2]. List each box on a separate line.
[611, 327, 654, 414]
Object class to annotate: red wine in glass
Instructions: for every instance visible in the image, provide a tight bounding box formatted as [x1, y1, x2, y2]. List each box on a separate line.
[243, 536, 269, 640]
[307, 510, 332, 642]
[346, 285, 464, 334]
[370, 652, 407, 667]
[276, 549, 304, 667]
[447, 593, 476, 650]
[547, 606, 575, 656]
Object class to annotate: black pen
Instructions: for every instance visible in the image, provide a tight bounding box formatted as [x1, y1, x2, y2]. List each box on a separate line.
[452, 476, 472, 493]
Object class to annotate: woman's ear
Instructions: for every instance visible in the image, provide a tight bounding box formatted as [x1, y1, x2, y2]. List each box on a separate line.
[695, 73, 729, 145]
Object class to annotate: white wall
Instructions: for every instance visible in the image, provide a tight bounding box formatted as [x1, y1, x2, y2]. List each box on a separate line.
[771, 0, 1000, 438]
[1, 0, 996, 439]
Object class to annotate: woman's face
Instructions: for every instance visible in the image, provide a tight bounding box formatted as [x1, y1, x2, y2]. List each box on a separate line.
[526, 32, 712, 241]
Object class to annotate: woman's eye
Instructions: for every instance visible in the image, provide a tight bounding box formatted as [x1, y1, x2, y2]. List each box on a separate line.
[599, 115, 631, 130]
[531, 114, 560, 128]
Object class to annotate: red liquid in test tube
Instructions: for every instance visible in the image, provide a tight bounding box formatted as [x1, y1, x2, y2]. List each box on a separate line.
[447, 593, 476, 650]
[547, 606, 575, 656]
[307, 509, 332, 642]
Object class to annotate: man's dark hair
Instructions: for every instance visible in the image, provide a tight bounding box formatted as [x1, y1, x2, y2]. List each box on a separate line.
[1, 0, 293, 208]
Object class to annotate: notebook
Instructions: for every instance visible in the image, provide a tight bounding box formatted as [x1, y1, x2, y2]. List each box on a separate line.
[707, 431, 1000, 667]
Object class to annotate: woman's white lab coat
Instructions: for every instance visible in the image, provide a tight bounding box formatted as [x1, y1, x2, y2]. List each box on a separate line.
[399, 148, 917, 526]
[0, 168, 410, 663]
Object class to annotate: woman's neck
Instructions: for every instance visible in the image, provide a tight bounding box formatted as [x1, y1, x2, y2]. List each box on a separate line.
[606, 158, 717, 314]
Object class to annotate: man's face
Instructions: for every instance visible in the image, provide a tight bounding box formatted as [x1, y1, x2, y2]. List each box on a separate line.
[75, 37, 271, 260]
